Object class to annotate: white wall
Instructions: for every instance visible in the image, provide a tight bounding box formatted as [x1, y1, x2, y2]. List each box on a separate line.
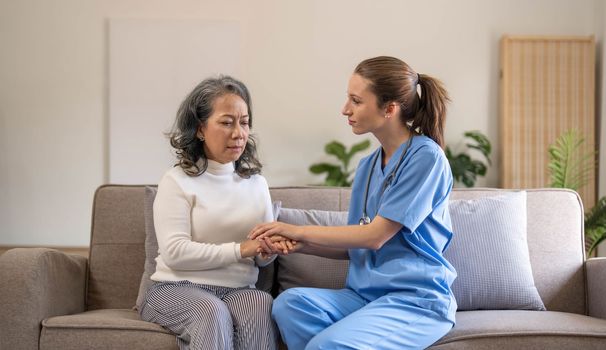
[0, 0, 603, 246]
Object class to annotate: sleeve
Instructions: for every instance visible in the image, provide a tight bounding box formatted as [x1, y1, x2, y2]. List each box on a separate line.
[153, 174, 239, 271]
[254, 176, 277, 267]
[377, 145, 452, 233]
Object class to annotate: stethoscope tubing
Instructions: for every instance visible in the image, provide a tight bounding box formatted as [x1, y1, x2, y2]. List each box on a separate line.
[359, 136, 414, 225]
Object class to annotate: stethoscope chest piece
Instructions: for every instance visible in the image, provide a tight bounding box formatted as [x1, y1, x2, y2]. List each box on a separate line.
[359, 216, 371, 225]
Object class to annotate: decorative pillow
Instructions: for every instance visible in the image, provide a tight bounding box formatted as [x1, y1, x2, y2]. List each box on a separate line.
[276, 208, 350, 293]
[445, 191, 546, 311]
[134, 187, 278, 310]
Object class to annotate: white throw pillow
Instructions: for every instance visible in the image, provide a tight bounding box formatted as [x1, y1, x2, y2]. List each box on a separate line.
[446, 191, 546, 311]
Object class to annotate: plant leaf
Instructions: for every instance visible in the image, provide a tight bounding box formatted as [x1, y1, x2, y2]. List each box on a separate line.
[309, 163, 340, 174]
[464, 130, 492, 165]
[446, 131, 492, 187]
[447, 153, 478, 187]
[349, 139, 371, 155]
[586, 196, 606, 230]
[547, 129, 594, 190]
[586, 226, 606, 256]
[343, 139, 371, 171]
[325, 141, 347, 162]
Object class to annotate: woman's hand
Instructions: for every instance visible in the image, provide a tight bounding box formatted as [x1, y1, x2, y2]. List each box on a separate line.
[248, 222, 303, 241]
[257, 236, 302, 256]
[240, 239, 261, 258]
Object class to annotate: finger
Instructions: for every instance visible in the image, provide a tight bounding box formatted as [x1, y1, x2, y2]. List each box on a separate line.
[269, 235, 287, 243]
[258, 237, 273, 253]
[251, 223, 275, 239]
[277, 241, 289, 255]
[260, 237, 278, 255]
[250, 224, 274, 240]
[248, 224, 268, 239]
[285, 240, 294, 251]
[248, 224, 260, 239]
[268, 238, 285, 255]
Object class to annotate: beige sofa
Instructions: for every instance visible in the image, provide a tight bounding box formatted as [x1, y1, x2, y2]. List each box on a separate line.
[1, 185, 606, 349]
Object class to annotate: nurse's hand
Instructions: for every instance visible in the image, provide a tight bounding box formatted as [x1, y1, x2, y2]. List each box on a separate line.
[257, 236, 301, 256]
[249, 222, 303, 241]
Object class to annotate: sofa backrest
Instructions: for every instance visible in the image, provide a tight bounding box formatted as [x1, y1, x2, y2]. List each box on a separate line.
[86, 185, 585, 315]
[87, 185, 148, 310]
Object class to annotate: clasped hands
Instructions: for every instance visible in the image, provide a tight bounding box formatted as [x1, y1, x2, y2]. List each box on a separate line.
[247, 222, 303, 257]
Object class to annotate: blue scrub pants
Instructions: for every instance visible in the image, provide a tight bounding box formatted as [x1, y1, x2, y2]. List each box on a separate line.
[272, 287, 453, 350]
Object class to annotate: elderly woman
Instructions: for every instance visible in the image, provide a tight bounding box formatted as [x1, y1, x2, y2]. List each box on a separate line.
[139, 76, 281, 350]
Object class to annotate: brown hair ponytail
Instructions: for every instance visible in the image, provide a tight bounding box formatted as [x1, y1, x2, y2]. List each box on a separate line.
[354, 56, 450, 148]
[413, 73, 449, 148]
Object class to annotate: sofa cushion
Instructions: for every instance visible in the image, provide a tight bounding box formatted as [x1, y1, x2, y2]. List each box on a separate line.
[446, 191, 545, 311]
[40, 309, 177, 350]
[430, 310, 606, 349]
[275, 207, 349, 292]
[135, 186, 276, 310]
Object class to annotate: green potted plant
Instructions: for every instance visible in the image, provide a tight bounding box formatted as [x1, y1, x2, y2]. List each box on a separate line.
[548, 129, 606, 256]
[309, 140, 371, 186]
[445, 130, 492, 187]
[311, 131, 493, 188]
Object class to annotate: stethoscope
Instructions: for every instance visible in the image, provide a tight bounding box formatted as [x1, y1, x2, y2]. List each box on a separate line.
[359, 136, 414, 225]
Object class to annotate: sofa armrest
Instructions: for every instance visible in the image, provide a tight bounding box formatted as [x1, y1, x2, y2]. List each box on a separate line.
[0, 248, 87, 350]
[586, 257, 606, 319]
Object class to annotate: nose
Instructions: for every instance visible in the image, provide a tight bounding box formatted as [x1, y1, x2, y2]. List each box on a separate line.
[232, 124, 245, 139]
[341, 101, 351, 117]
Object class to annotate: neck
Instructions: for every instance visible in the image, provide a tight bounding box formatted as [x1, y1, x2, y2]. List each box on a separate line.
[373, 124, 412, 166]
[199, 158, 235, 175]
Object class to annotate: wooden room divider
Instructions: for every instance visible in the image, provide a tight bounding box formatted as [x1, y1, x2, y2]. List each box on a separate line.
[500, 35, 597, 208]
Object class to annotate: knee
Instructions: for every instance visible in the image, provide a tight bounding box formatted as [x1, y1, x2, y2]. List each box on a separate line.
[272, 289, 304, 320]
[240, 290, 274, 320]
[189, 298, 231, 324]
[305, 334, 329, 350]
[305, 333, 344, 350]
[254, 290, 274, 312]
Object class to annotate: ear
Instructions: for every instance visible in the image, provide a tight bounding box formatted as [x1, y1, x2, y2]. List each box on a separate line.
[197, 124, 205, 139]
[384, 102, 399, 118]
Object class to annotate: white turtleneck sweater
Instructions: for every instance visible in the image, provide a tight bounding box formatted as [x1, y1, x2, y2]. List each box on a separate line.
[150, 160, 275, 288]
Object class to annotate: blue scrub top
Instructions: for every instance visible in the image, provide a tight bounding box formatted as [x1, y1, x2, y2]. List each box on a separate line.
[346, 135, 457, 319]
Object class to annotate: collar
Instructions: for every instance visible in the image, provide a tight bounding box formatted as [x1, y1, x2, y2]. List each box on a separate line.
[197, 158, 235, 175]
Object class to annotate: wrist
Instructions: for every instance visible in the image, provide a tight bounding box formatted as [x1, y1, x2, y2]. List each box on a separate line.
[296, 226, 306, 241]
[235, 243, 243, 259]
[239, 240, 259, 258]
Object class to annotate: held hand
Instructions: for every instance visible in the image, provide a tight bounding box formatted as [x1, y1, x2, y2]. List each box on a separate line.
[249, 222, 303, 241]
[277, 238, 303, 254]
[240, 239, 261, 258]
[257, 236, 301, 256]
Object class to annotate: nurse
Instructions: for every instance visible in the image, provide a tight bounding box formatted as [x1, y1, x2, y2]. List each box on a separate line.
[250, 56, 457, 350]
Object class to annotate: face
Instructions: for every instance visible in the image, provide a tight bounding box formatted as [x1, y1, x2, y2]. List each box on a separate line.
[198, 93, 249, 164]
[341, 74, 386, 135]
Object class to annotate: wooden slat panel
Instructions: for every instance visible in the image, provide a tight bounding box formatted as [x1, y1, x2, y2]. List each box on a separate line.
[500, 36, 596, 208]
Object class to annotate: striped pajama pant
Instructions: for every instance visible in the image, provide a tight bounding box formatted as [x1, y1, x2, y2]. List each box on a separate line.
[140, 280, 277, 350]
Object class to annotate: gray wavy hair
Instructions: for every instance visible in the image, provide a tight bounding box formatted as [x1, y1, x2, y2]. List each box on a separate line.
[168, 75, 262, 177]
